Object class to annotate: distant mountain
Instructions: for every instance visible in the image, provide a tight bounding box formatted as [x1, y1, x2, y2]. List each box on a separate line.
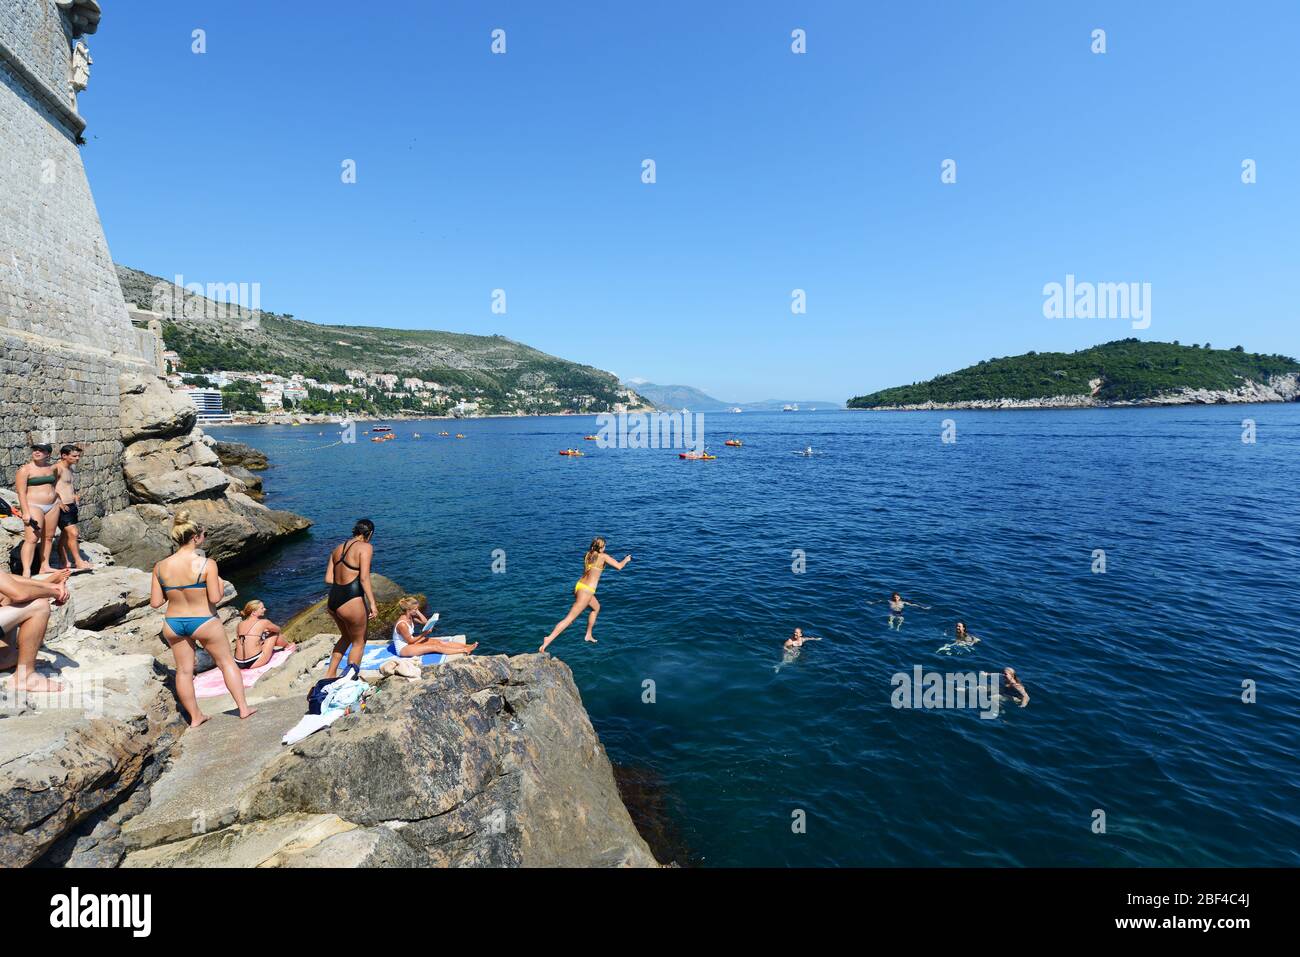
[621, 382, 734, 411]
[847, 339, 1300, 409]
[119, 265, 648, 415]
[623, 381, 842, 412]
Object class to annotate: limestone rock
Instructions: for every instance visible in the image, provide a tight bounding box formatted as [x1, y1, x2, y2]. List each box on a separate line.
[96, 504, 173, 571]
[123, 433, 221, 503]
[222, 465, 263, 501]
[0, 651, 182, 868]
[67, 566, 155, 630]
[178, 494, 311, 565]
[212, 441, 269, 471]
[119, 372, 197, 443]
[237, 654, 658, 868]
[128, 464, 230, 505]
[99, 497, 310, 571]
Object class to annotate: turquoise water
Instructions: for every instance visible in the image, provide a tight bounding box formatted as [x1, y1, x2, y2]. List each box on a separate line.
[210, 406, 1300, 866]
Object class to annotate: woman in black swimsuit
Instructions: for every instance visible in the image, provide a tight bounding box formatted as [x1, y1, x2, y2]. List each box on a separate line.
[323, 519, 377, 678]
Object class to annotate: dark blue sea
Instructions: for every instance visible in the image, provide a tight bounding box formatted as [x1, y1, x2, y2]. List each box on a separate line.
[208, 406, 1300, 866]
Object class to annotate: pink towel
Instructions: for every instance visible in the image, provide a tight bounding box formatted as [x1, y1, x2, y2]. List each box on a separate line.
[193, 647, 294, 699]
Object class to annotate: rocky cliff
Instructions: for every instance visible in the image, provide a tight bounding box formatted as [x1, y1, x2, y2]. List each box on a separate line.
[93, 372, 309, 569]
[1, 570, 657, 868]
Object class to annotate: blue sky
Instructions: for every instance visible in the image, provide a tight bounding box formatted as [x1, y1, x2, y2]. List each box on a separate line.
[80, 1, 1299, 403]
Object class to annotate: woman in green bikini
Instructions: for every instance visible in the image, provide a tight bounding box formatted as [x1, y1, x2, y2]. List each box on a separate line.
[539, 537, 631, 653]
[149, 509, 256, 727]
[14, 444, 61, 577]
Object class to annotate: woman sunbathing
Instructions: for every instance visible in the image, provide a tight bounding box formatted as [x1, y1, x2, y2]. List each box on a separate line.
[392, 597, 476, 658]
[233, 600, 293, 670]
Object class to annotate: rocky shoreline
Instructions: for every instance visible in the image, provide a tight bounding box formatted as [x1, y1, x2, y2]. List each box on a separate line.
[1, 557, 661, 868]
[1, 375, 660, 869]
[850, 374, 1300, 412]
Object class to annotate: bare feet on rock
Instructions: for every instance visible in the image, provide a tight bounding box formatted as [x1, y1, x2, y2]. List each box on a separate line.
[18, 671, 63, 693]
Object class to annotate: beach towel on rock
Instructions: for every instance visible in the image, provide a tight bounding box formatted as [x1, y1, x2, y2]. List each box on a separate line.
[356, 635, 466, 671]
[193, 647, 294, 699]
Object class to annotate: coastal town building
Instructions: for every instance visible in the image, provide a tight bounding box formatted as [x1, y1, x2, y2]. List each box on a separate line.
[183, 388, 233, 424]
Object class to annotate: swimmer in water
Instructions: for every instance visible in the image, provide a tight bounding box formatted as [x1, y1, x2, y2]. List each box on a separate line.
[783, 627, 821, 650]
[936, 620, 982, 655]
[1000, 668, 1029, 707]
[884, 592, 930, 629]
[775, 627, 821, 671]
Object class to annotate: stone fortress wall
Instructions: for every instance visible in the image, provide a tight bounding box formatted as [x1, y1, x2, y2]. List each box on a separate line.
[1, 0, 155, 533]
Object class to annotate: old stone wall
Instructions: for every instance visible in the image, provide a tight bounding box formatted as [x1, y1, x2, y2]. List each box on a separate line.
[1, 2, 150, 533]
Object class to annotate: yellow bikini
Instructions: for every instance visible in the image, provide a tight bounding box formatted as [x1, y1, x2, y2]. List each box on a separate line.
[574, 554, 599, 593]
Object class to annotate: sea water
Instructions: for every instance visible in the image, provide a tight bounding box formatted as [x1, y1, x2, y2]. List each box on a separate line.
[211, 405, 1300, 866]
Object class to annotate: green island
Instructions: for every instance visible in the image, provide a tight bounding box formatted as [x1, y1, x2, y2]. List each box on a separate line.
[847, 339, 1300, 409]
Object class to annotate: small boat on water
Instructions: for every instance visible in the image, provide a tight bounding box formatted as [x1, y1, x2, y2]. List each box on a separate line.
[455, 434, 466, 439]
[724, 439, 743, 447]
[583, 435, 597, 440]
[679, 452, 716, 460]
[372, 426, 393, 433]
[559, 449, 584, 456]
[439, 431, 450, 436]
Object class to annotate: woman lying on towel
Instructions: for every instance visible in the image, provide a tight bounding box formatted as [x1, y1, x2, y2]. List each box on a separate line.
[233, 600, 293, 670]
[393, 597, 476, 658]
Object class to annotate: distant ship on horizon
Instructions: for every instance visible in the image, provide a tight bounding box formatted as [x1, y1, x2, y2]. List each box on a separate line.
[782, 403, 799, 412]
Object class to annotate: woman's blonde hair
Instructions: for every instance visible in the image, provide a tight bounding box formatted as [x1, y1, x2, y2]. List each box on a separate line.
[170, 508, 203, 546]
[240, 600, 264, 619]
[398, 596, 421, 613]
[585, 536, 606, 567]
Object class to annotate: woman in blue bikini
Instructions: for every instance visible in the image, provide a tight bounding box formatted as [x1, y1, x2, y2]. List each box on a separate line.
[149, 508, 255, 726]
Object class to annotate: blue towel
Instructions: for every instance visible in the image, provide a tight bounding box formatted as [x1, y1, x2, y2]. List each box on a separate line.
[357, 618, 463, 669]
[357, 642, 447, 669]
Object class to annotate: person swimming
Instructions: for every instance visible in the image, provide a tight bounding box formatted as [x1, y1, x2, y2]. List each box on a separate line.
[884, 592, 930, 629]
[150, 509, 256, 726]
[324, 519, 377, 679]
[1000, 667, 1029, 707]
[783, 626, 822, 651]
[539, 537, 631, 652]
[233, 600, 292, 670]
[391, 596, 477, 658]
[953, 621, 980, 646]
[774, 627, 822, 672]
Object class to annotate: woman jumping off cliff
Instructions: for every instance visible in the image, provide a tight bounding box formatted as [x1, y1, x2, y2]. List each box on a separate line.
[324, 519, 378, 678]
[539, 537, 631, 653]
